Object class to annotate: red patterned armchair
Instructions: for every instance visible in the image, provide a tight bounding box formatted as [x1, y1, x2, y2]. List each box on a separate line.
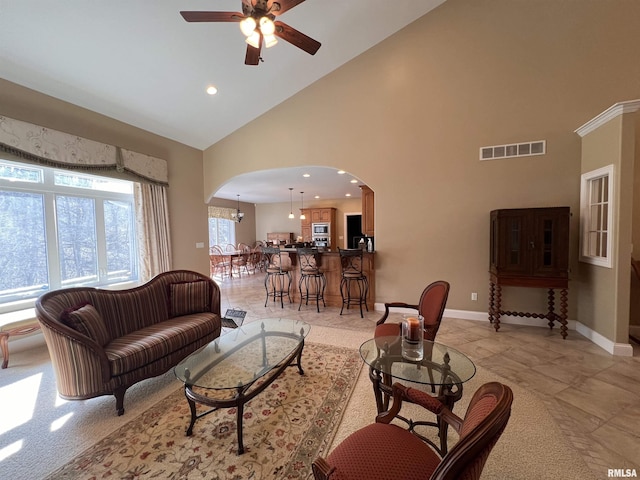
[312, 381, 513, 480]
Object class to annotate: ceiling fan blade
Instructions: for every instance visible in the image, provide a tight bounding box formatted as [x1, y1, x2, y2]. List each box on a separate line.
[268, 0, 306, 16]
[245, 41, 262, 66]
[274, 21, 321, 55]
[180, 11, 244, 22]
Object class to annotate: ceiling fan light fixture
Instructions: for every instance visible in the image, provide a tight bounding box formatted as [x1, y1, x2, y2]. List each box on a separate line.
[259, 16, 276, 35]
[264, 34, 278, 48]
[246, 31, 261, 48]
[239, 17, 257, 37]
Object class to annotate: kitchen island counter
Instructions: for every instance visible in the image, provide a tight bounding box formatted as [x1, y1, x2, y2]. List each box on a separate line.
[279, 249, 375, 309]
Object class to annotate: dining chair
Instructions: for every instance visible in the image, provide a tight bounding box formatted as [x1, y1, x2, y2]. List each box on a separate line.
[209, 245, 231, 278]
[312, 381, 513, 480]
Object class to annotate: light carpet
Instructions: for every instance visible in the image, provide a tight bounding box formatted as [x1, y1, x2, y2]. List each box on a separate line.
[44, 342, 360, 479]
[1, 325, 596, 479]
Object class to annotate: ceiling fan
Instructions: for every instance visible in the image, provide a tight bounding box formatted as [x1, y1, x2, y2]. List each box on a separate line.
[180, 0, 321, 65]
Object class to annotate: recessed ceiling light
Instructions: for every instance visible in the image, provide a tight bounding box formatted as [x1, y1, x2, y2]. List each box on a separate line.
[303, 173, 310, 178]
[314, 195, 320, 199]
[206, 85, 218, 95]
[345, 193, 351, 197]
[350, 179, 358, 183]
[337, 170, 346, 175]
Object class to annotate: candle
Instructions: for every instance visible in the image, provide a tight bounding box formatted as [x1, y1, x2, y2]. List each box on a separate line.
[406, 317, 421, 341]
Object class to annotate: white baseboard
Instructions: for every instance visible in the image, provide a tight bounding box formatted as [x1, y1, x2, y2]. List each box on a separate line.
[374, 303, 634, 357]
[575, 322, 634, 356]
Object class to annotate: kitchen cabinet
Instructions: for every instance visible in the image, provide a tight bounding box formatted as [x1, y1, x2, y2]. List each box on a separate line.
[311, 208, 333, 223]
[300, 208, 336, 247]
[360, 185, 374, 237]
[300, 209, 311, 242]
[489, 207, 570, 338]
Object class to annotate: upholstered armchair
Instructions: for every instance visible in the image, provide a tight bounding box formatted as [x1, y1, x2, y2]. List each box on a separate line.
[375, 280, 450, 341]
[312, 381, 513, 480]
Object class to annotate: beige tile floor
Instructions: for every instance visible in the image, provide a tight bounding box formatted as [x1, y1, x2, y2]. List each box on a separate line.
[218, 270, 640, 475]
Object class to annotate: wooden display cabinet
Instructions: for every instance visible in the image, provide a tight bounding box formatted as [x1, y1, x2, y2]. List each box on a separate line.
[489, 207, 570, 338]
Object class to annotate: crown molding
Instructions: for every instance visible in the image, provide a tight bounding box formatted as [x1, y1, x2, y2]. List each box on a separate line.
[575, 99, 640, 137]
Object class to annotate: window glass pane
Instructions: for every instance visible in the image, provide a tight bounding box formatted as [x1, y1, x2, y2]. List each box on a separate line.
[104, 200, 135, 278]
[54, 171, 132, 194]
[602, 176, 608, 202]
[0, 162, 43, 183]
[56, 195, 97, 284]
[0, 191, 48, 299]
[590, 178, 601, 203]
[209, 217, 236, 246]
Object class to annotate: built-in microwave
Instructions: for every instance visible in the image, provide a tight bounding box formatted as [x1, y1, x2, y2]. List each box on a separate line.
[312, 222, 330, 235]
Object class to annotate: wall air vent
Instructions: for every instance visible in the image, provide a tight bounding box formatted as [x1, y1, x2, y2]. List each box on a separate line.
[479, 140, 546, 161]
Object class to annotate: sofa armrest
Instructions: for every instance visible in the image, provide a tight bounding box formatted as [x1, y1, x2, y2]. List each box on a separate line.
[36, 305, 111, 383]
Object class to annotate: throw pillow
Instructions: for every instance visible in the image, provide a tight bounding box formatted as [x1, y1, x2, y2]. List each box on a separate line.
[168, 280, 211, 318]
[60, 303, 110, 346]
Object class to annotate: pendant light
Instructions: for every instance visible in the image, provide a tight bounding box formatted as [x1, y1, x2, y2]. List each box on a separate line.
[299, 191, 306, 220]
[288, 187, 295, 219]
[231, 194, 244, 222]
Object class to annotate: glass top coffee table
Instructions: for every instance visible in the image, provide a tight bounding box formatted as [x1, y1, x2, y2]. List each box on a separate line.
[359, 336, 476, 455]
[174, 318, 310, 454]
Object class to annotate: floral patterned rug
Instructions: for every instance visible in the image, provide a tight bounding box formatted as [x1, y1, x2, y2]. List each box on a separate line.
[45, 342, 362, 480]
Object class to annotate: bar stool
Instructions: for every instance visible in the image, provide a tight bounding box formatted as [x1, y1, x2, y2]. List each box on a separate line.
[263, 246, 293, 308]
[338, 248, 369, 318]
[296, 248, 326, 312]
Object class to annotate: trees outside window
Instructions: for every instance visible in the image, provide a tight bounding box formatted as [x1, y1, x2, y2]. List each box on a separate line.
[0, 159, 138, 310]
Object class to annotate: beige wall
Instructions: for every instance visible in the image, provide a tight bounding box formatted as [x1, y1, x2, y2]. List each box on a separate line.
[203, 0, 640, 327]
[0, 78, 211, 277]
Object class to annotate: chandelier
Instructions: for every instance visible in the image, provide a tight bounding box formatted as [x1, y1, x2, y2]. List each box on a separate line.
[231, 194, 244, 223]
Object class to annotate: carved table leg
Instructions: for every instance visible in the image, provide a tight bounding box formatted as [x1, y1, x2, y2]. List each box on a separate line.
[493, 284, 502, 332]
[547, 288, 556, 330]
[489, 281, 496, 324]
[559, 288, 568, 339]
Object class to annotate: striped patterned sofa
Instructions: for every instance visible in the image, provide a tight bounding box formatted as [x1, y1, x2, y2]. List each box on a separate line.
[35, 270, 222, 415]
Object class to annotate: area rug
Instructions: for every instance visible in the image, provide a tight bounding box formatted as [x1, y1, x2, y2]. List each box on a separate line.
[45, 342, 361, 479]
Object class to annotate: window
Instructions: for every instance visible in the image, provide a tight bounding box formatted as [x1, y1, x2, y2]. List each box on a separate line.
[579, 164, 614, 268]
[0, 159, 138, 311]
[208, 217, 236, 248]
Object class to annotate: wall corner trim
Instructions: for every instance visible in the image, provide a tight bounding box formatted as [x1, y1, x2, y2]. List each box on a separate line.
[574, 99, 640, 137]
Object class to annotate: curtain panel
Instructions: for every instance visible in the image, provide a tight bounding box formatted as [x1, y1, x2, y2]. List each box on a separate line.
[0, 115, 168, 186]
[135, 183, 173, 281]
[208, 206, 238, 221]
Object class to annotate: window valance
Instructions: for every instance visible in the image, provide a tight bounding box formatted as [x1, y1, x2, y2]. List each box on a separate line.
[0, 115, 168, 186]
[208, 206, 236, 221]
